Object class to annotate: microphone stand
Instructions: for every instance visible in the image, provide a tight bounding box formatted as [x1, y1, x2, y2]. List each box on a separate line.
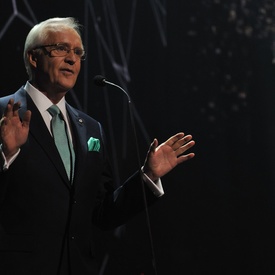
[100, 78, 158, 275]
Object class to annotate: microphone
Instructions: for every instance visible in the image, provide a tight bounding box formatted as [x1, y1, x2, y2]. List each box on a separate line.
[93, 75, 158, 275]
[93, 75, 107, 87]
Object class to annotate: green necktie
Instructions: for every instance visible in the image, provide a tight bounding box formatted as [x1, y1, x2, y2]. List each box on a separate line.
[48, 105, 75, 181]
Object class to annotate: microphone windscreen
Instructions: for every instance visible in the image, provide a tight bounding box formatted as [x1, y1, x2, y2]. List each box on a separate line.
[93, 75, 106, 87]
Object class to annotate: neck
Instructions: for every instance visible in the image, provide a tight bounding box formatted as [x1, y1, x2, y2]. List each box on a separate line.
[29, 81, 67, 104]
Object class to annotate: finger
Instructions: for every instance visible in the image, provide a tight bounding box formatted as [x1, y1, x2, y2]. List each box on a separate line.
[11, 103, 22, 119]
[13, 101, 21, 112]
[3, 100, 21, 119]
[175, 140, 195, 156]
[165, 132, 185, 147]
[4, 99, 15, 118]
[149, 138, 158, 153]
[177, 152, 195, 164]
[22, 110, 32, 128]
[8, 98, 14, 106]
[172, 134, 193, 150]
[166, 134, 193, 152]
[0, 116, 5, 126]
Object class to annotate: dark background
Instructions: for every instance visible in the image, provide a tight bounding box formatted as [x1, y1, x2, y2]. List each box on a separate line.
[1, 1, 275, 274]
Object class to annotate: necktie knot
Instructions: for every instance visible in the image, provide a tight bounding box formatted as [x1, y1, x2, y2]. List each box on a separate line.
[48, 105, 61, 117]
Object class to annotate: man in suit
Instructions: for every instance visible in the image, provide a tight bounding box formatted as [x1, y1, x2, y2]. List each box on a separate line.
[0, 17, 195, 274]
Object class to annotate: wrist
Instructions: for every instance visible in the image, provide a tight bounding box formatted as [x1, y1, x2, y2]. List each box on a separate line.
[141, 166, 158, 182]
[1, 144, 19, 160]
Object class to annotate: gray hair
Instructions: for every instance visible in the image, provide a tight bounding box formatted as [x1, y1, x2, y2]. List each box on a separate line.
[24, 17, 83, 79]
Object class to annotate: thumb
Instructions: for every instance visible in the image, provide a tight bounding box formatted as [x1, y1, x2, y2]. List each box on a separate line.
[149, 138, 158, 153]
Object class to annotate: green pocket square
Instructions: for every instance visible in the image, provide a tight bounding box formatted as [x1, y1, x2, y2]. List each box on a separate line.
[87, 137, 100, 152]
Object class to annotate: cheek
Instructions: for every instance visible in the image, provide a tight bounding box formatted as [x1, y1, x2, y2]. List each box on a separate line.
[71, 64, 81, 81]
[75, 62, 81, 74]
[48, 67, 60, 82]
[37, 62, 56, 76]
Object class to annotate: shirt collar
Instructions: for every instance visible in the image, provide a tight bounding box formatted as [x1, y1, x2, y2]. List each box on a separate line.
[24, 81, 67, 116]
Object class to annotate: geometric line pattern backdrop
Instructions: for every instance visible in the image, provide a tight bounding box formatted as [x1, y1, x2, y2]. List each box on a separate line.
[0, 0, 167, 186]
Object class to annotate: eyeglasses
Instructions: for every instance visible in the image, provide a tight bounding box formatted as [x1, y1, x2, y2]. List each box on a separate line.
[33, 43, 86, 60]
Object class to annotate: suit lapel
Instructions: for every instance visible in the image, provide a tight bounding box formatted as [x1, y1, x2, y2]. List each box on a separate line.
[16, 89, 71, 188]
[66, 104, 87, 188]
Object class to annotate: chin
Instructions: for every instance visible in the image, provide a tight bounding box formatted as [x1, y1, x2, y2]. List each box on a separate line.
[60, 81, 76, 91]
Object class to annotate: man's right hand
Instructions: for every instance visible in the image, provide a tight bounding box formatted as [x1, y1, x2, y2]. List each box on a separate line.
[0, 98, 31, 160]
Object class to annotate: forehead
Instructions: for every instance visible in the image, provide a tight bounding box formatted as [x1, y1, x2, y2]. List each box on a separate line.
[45, 28, 82, 47]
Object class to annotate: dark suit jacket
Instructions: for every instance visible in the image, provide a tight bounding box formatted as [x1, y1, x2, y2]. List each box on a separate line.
[0, 87, 158, 275]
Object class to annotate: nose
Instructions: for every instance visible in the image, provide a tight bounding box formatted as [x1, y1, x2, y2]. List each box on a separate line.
[65, 49, 77, 63]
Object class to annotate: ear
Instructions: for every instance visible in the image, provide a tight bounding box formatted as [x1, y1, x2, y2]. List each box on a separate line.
[28, 50, 37, 68]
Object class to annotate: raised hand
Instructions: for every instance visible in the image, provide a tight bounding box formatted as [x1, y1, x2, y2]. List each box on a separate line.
[143, 132, 195, 181]
[0, 98, 31, 159]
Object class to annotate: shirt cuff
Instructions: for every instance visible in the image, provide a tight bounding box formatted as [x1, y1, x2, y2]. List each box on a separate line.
[0, 144, 20, 171]
[141, 167, 164, 197]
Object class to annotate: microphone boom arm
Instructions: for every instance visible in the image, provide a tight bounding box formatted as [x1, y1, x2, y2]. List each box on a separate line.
[103, 80, 132, 103]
